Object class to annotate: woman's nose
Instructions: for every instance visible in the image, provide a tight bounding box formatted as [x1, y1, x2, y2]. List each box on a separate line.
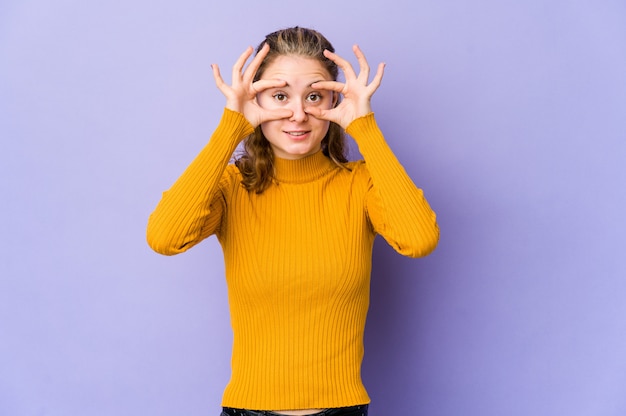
[289, 100, 308, 122]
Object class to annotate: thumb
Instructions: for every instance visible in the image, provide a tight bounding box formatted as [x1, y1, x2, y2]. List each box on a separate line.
[304, 107, 327, 120]
[262, 108, 293, 122]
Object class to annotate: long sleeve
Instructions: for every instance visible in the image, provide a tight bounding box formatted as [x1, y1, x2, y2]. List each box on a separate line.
[146, 109, 254, 255]
[346, 113, 439, 258]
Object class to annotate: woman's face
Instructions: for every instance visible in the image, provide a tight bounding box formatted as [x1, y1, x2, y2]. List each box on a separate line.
[257, 55, 335, 160]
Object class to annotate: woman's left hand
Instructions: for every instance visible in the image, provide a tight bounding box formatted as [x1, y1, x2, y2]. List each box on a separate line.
[306, 45, 385, 129]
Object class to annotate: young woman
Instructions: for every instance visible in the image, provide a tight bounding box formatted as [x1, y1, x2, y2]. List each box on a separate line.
[147, 27, 439, 416]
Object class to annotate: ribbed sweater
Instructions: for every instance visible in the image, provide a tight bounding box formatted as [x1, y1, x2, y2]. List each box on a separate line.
[147, 108, 439, 410]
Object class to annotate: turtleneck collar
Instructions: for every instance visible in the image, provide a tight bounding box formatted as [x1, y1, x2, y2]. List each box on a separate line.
[272, 150, 336, 184]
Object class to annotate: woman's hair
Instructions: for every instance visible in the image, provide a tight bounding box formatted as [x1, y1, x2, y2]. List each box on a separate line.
[235, 26, 348, 193]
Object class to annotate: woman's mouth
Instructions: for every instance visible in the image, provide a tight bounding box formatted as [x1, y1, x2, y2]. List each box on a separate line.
[285, 130, 310, 139]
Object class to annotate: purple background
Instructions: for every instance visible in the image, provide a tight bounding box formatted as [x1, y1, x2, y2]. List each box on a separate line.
[2, 1, 626, 415]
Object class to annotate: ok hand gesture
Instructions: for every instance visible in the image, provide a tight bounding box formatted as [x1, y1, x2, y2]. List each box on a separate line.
[306, 45, 385, 129]
[211, 43, 292, 128]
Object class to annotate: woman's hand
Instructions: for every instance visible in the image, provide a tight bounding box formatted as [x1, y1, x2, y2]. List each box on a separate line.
[211, 44, 292, 128]
[306, 45, 385, 129]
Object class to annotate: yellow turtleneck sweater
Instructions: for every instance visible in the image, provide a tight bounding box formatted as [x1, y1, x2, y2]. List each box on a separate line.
[147, 109, 439, 410]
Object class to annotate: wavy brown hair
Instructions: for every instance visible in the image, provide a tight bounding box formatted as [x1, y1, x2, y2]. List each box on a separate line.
[235, 27, 348, 193]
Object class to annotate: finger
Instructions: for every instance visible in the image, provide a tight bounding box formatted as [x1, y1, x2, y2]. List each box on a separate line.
[352, 44, 371, 83]
[261, 108, 293, 122]
[304, 106, 327, 120]
[252, 78, 287, 93]
[242, 43, 270, 84]
[368, 62, 386, 92]
[232, 46, 254, 82]
[323, 49, 357, 80]
[211, 64, 221, 83]
[311, 80, 345, 94]
[305, 107, 344, 127]
[211, 64, 228, 92]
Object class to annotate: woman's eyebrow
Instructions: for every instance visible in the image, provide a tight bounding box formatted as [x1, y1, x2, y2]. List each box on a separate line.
[266, 80, 325, 89]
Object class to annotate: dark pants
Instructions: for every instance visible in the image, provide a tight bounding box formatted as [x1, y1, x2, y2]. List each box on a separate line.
[221, 404, 368, 416]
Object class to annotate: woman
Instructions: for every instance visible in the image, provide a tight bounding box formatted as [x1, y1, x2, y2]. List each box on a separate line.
[147, 27, 439, 416]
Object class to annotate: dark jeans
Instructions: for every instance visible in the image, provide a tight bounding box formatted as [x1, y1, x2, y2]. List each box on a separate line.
[221, 404, 368, 416]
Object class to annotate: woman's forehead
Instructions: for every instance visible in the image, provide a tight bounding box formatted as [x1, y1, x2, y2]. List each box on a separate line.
[260, 55, 332, 81]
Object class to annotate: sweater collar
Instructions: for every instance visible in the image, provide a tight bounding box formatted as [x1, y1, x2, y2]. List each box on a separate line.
[273, 150, 335, 184]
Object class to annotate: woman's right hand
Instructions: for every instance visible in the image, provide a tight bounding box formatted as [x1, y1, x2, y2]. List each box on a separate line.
[211, 43, 292, 128]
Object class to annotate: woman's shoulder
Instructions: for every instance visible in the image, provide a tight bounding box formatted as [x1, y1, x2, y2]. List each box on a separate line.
[345, 159, 369, 176]
[219, 163, 244, 189]
[338, 160, 372, 187]
[224, 163, 241, 175]
[346, 159, 365, 169]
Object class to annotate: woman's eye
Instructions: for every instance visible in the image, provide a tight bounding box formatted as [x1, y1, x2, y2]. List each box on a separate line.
[307, 93, 322, 103]
[273, 93, 287, 102]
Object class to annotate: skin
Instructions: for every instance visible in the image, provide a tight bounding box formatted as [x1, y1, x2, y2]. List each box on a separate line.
[255, 54, 336, 159]
[211, 43, 385, 414]
[212, 43, 385, 152]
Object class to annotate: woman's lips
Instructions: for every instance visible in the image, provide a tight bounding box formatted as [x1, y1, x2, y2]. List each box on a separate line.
[284, 130, 310, 139]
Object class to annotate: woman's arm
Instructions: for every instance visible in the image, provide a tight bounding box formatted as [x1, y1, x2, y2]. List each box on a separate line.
[347, 114, 439, 258]
[307, 45, 438, 257]
[147, 44, 295, 255]
[146, 109, 253, 255]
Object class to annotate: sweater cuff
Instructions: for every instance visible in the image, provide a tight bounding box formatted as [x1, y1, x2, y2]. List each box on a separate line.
[345, 112, 376, 137]
[345, 112, 391, 159]
[218, 108, 255, 140]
